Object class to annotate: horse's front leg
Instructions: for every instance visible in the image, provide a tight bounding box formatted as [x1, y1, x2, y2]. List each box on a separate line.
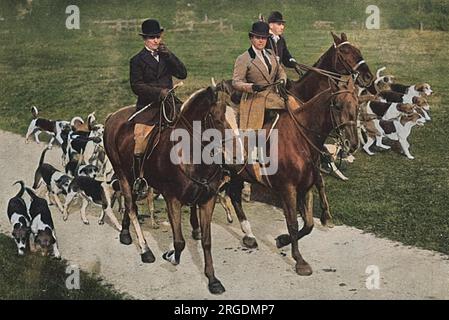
[189, 205, 201, 240]
[316, 173, 334, 228]
[228, 176, 257, 248]
[199, 196, 225, 295]
[162, 196, 185, 265]
[146, 188, 158, 229]
[280, 186, 313, 276]
[275, 189, 315, 248]
[120, 177, 155, 263]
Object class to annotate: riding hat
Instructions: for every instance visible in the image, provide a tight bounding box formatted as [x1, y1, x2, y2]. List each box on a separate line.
[249, 21, 270, 38]
[267, 11, 286, 23]
[139, 19, 164, 37]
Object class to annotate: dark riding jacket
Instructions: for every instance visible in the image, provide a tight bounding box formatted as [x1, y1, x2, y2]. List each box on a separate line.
[130, 47, 187, 110]
[265, 35, 297, 68]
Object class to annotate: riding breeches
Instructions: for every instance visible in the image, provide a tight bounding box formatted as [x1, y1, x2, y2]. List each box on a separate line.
[134, 123, 155, 155]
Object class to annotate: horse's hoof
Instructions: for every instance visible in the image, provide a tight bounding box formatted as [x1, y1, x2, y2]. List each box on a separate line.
[162, 250, 179, 265]
[141, 250, 156, 263]
[63, 215, 68, 222]
[296, 262, 313, 276]
[192, 229, 201, 240]
[208, 280, 226, 295]
[243, 236, 258, 249]
[83, 220, 90, 225]
[321, 218, 335, 228]
[98, 220, 104, 225]
[119, 230, 132, 245]
[275, 234, 291, 248]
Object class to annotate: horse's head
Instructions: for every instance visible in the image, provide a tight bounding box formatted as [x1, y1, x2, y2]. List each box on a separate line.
[179, 85, 227, 133]
[329, 76, 360, 154]
[331, 32, 374, 88]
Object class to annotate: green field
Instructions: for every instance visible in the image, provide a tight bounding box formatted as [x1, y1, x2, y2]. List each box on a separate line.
[0, 0, 448, 293]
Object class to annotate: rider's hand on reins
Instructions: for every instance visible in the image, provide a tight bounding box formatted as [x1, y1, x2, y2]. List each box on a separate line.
[252, 84, 264, 93]
[160, 88, 170, 100]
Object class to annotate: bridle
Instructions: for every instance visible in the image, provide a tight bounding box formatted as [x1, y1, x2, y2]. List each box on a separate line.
[328, 79, 358, 152]
[286, 78, 358, 158]
[165, 88, 225, 205]
[333, 41, 370, 86]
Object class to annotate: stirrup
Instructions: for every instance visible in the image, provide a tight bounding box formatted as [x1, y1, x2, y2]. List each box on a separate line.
[133, 177, 149, 198]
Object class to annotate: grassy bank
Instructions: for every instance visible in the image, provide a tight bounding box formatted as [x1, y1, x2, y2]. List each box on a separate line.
[0, 234, 127, 299]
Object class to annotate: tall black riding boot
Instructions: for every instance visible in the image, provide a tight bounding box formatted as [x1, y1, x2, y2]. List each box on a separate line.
[132, 153, 148, 198]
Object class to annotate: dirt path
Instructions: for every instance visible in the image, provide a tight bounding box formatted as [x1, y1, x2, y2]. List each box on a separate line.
[1, 130, 449, 299]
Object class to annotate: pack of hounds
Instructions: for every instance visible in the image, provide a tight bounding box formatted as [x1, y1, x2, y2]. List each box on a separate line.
[8, 110, 125, 258]
[7, 68, 434, 258]
[323, 66, 433, 180]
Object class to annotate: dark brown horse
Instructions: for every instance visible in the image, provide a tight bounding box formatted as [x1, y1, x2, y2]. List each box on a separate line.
[288, 32, 374, 102]
[103, 86, 228, 294]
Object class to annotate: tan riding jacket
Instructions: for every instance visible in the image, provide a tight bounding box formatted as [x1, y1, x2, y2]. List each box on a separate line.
[232, 47, 287, 93]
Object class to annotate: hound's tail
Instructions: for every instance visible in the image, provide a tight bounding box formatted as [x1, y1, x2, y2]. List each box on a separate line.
[70, 116, 84, 127]
[31, 106, 39, 119]
[12, 180, 26, 198]
[376, 67, 386, 80]
[38, 146, 51, 167]
[24, 186, 39, 200]
[87, 112, 97, 130]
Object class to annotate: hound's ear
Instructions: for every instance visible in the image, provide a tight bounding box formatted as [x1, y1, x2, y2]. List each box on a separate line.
[331, 32, 341, 45]
[341, 32, 348, 42]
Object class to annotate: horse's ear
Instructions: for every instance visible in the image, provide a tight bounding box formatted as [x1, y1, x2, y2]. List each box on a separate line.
[341, 32, 348, 42]
[331, 32, 341, 44]
[347, 75, 355, 89]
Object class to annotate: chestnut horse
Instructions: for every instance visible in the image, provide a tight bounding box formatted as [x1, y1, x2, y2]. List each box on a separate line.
[103, 86, 228, 294]
[220, 33, 373, 277]
[222, 76, 359, 276]
[225, 32, 374, 248]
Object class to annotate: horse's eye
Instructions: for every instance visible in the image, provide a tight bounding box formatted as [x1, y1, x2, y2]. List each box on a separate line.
[333, 101, 343, 110]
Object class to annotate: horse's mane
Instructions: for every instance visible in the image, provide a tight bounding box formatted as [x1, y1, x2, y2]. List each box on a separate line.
[294, 86, 332, 114]
[180, 87, 209, 114]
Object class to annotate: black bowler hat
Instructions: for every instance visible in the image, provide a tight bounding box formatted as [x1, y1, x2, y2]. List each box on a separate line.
[139, 19, 164, 37]
[249, 21, 270, 38]
[268, 11, 286, 23]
